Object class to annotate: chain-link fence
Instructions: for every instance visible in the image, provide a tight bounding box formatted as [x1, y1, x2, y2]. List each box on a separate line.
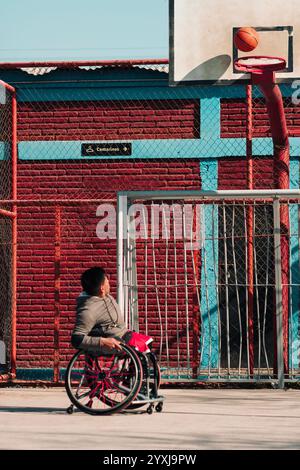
[5, 62, 297, 197]
[5, 63, 300, 198]
[0, 60, 299, 383]
[0, 84, 13, 202]
[15, 201, 117, 381]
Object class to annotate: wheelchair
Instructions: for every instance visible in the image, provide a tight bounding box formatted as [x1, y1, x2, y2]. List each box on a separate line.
[65, 343, 165, 415]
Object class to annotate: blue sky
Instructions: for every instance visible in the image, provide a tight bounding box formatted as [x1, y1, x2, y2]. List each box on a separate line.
[0, 0, 168, 62]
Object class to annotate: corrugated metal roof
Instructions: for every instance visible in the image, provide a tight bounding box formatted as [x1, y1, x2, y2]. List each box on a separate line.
[20, 67, 58, 76]
[19, 64, 169, 76]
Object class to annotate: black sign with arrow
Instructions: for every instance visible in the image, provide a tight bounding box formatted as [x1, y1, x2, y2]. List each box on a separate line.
[81, 143, 132, 157]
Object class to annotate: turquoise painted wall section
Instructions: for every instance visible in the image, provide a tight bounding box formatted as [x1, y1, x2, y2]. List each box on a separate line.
[289, 159, 300, 371]
[199, 160, 219, 369]
[18, 137, 300, 161]
[16, 368, 54, 381]
[18, 138, 245, 161]
[0, 143, 5, 160]
[253, 137, 300, 156]
[200, 98, 220, 140]
[16, 84, 247, 102]
[14, 81, 294, 103]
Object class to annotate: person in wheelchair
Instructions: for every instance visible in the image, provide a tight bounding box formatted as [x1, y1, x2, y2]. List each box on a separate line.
[71, 266, 153, 355]
[66, 266, 163, 415]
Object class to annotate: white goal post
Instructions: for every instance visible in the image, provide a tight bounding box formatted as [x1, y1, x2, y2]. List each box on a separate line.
[117, 190, 300, 387]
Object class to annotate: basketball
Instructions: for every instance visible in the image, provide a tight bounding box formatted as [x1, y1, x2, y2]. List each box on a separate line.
[234, 27, 259, 52]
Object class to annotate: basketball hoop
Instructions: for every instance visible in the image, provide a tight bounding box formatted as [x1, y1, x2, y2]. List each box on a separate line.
[234, 55, 286, 83]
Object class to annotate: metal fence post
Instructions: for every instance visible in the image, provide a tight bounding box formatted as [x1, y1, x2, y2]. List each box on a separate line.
[117, 193, 128, 323]
[129, 239, 139, 332]
[11, 87, 17, 379]
[54, 205, 61, 383]
[273, 198, 285, 389]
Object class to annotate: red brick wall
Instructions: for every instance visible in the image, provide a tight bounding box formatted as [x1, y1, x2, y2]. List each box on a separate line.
[17, 100, 200, 141]
[221, 98, 300, 138]
[16, 160, 201, 369]
[218, 157, 274, 189]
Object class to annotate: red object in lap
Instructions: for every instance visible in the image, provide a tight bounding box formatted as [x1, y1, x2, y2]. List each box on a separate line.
[127, 332, 153, 353]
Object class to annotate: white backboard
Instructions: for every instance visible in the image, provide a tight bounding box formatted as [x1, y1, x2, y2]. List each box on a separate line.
[169, 0, 298, 85]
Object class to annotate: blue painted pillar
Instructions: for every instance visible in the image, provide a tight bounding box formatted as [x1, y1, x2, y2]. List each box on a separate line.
[198, 97, 220, 371]
[289, 159, 300, 372]
[0, 143, 5, 160]
[199, 159, 219, 370]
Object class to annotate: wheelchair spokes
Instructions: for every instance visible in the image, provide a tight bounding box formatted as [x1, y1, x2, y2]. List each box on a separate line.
[65, 344, 143, 415]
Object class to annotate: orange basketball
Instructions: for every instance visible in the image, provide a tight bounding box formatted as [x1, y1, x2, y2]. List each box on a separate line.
[234, 27, 259, 52]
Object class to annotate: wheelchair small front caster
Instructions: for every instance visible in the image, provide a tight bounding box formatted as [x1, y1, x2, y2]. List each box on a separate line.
[147, 404, 154, 415]
[155, 402, 163, 413]
[66, 405, 74, 414]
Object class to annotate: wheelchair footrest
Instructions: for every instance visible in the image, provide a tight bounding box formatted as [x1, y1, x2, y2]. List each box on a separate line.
[131, 395, 165, 406]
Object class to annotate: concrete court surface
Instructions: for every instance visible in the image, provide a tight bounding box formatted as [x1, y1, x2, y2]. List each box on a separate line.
[0, 387, 299, 450]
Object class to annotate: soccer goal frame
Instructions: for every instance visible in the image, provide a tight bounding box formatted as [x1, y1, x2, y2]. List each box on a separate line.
[117, 189, 300, 388]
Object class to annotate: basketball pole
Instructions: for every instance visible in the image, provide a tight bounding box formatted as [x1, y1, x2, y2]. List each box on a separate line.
[253, 74, 290, 380]
[192, 204, 200, 379]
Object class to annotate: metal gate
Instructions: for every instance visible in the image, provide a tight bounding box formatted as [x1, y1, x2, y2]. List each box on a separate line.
[117, 190, 300, 387]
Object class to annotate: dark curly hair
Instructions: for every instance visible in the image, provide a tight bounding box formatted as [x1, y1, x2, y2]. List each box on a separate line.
[81, 266, 106, 296]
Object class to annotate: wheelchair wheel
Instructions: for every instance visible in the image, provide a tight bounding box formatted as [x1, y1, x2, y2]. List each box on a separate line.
[93, 351, 162, 411]
[65, 343, 143, 415]
[126, 352, 161, 410]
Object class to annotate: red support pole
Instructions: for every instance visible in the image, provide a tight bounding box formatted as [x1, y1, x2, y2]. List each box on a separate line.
[192, 206, 200, 378]
[246, 85, 255, 376]
[255, 77, 290, 375]
[54, 206, 61, 383]
[0, 80, 15, 94]
[10, 89, 17, 378]
[246, 85, 254, 190]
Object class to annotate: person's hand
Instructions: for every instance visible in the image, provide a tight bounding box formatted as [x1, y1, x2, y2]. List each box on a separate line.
[100, 337, 123, 351]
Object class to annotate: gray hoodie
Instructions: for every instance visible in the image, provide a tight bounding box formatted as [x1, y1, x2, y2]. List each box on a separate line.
[71, 293, 129, 351]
